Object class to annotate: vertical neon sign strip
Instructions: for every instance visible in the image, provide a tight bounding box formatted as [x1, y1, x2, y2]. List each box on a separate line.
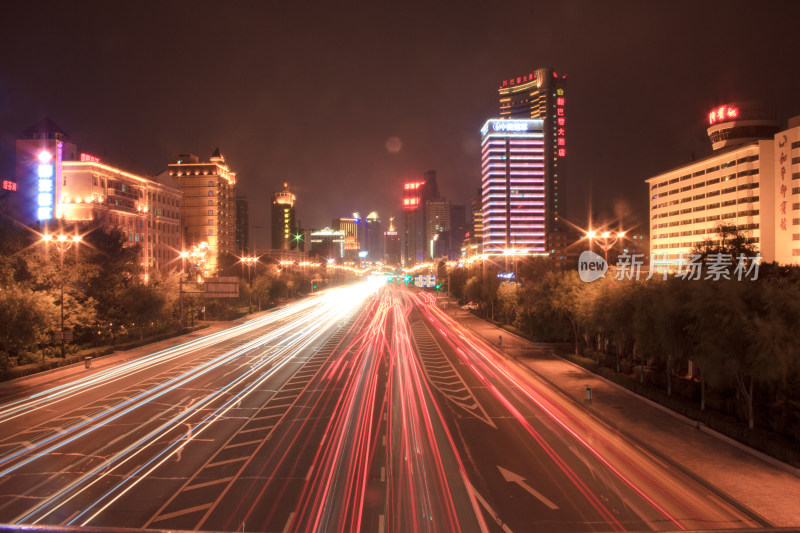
[54, 141, 63, 219]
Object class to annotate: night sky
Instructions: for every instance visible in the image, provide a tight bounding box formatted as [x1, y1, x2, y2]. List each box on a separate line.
[2, 1, 799, 247]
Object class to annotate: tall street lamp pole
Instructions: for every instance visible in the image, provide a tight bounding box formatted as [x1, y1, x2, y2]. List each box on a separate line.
[179, 251, 189, 331]
[42, 233, 82, 358]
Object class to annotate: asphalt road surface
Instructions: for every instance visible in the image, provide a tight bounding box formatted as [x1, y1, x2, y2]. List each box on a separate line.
[0, 281, 763, 532]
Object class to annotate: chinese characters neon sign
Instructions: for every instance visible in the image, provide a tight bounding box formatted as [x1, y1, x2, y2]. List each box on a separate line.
[80, 153, 101, 163]
[708, 105, 739, 125]
[556, 88, 566, 158]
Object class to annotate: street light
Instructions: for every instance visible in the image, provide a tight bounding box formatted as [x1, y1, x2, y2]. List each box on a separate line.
[586, 230, 626, 263]
[241, 256, 258, 313]
[179, 251, 189, 330]
[41, 232, 82, 358]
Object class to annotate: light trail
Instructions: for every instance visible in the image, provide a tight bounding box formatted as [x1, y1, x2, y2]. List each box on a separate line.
[412, 291, 691, 531]
[3, 283, 378, 528]
[0, 296, 325, 425]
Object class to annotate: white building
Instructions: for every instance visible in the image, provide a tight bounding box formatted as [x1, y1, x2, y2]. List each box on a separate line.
[647, 103, 800, 265]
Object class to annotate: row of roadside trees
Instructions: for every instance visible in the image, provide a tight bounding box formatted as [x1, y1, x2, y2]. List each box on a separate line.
[443, 227, 800, 444]
[0, 220, 326, 371]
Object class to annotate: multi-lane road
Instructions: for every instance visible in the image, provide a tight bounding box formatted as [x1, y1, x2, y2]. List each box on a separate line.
[0, 281, 764, 532]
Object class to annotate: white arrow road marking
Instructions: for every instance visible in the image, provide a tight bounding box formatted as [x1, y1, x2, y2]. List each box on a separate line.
[497, 465, 559, 510]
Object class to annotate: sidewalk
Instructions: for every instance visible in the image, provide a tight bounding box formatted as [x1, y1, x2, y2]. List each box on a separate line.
[440, 300, 800, 528]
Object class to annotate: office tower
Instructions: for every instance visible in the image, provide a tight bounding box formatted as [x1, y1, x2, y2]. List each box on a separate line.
[499, 68, 567, 235]
[235, 196, 249, 255]
[310, 227, 345, 260]
[450, 204, 466, 260]
[426, 199, 450, 260]
[480, 119, 547, 255]
[384, 217, 401, 267]
[365, 211, 382, 261]
[271, 182, 296, 251]
[401, 170, 439, 266]
[332, 216, 359, 261]
[648, 102, 799, 265]
[167, 149, 237, 276]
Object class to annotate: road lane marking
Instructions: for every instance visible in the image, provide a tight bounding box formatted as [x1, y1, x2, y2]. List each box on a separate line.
[152, 503, 213, 522]
[497, 465, 559, 510]
[206, 456, 247, 468]
[282, 511, 296, 533]
[184, 476, 233, 491]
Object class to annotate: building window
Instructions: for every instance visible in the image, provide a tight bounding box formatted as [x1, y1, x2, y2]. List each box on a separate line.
[208, 181, 214, 186]
[208, 190, 214, 196]
[208, 200, 214, 206]
[208, 229, 213, 235]
[208, 209, 214, 215]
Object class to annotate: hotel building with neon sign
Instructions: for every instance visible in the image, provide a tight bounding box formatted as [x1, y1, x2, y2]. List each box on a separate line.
[13, 119, 182, 272]
[480, 119, 548, 254]
[647, 102, 800, 265]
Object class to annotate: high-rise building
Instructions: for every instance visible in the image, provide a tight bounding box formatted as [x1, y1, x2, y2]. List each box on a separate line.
[450, 204, 466, 260]
[647, 103, 800, 265]
[480, 118, 547, 255]
[333, 216, 359, 261]
[365, 211, 383, 261]
[235, 196, 249, 255]
[309, 227, 345, 260]
[166, 149, 237, 276]
[402, 170, 439, 266]
[384, 217, 401, 267]
[499, 68, 567, 235]
[271, 182, 296, 251]
[463, 188, 484, 259]
[426, 199, 450, 260]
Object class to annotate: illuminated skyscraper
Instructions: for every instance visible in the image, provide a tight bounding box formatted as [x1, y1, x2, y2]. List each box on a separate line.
[333, 216, 359, 261]
[384, 217, 401, 267]
[271, 182, 296, 250]
[365, 211, 383, 261]
[480, 119, 547, 255]
[426, 199, 450, 260]
[498, 68, 567, 234]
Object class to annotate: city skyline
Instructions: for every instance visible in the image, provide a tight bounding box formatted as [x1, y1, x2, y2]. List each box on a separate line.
[1, 2, 799, 248]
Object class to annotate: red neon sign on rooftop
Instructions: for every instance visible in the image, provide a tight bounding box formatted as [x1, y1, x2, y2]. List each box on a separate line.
[708, 105, 739, 125]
